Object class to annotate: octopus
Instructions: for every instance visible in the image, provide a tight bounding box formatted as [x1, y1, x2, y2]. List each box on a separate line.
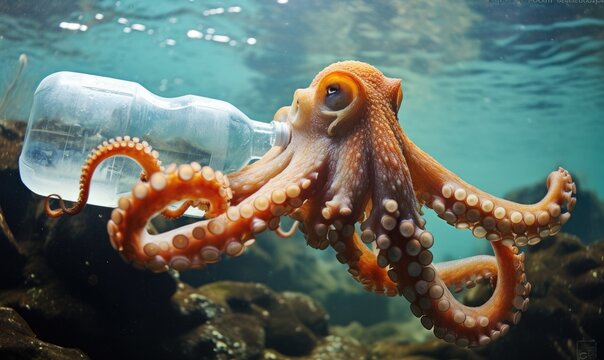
[45, 61, 576, 348]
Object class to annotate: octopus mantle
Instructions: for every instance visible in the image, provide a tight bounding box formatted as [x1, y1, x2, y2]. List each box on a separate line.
[45, 61, 576, 348]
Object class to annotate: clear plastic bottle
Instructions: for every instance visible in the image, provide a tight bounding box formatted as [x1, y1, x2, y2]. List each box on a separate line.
[19, 71, 291, 212]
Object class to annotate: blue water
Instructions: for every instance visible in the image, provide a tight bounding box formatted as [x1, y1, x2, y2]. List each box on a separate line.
[1, 0, 603, 263]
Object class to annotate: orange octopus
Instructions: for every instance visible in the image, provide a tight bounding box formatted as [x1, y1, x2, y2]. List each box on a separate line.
[46, 61, 576, 348]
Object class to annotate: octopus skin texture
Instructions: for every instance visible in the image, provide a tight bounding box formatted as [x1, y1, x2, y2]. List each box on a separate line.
[45, 61, 577, 348]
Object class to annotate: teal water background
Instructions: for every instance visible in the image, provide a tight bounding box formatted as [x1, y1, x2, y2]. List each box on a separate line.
[1, 0, 603, 263]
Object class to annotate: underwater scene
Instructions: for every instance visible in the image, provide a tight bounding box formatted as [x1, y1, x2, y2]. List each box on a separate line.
[1, 0, 603, 359]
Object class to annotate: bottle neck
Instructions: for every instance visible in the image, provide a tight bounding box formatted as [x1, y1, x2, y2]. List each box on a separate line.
[248, 119, 291, 160]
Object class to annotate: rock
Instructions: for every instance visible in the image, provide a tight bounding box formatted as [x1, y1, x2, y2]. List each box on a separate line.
[304, 335, 368, 360]
[179, 232, 394, 326]
[43, 206, 178, 318]
[162, 280, 369, 359]
[332, 319, 432, 346]
[164, 281, 367, 360]
[166, 283, 227, 330]
[164, 313, 265, 360]
[0, 119, 24, 170]
[280, 291, 329, 337]
[0, 252, 106, 342]
[371, 339, 483, 360]
[261, 335, 368, 360]
[0, 306, 90, 360]
[479, 233, 604, 360]
[196, 281, 330, 356]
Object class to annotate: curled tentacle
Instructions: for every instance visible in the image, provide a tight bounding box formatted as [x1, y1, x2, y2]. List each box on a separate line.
[370, 207, 528, 347]
[109, 163, 229, 271]
[412, 241, 528, 348]
[322, 201, 522, 347]
[325, 158, 531, 348]
[353, 183, 529, 347]
[45, 136, 163, 217]
[109, 163, 319, 272]
[43, 136, 219, 220]
[403, 135, 576, 247]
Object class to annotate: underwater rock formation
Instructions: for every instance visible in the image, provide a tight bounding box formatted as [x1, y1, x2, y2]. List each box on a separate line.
[0, 120, 24, 170]
[0, 307, 89, 360]
[0, 126, 363, 359]
[371, 340, 483, 360]
[0, 226, 360, 360]
[163, 281, 331, 358]
[0, 206, 357, 360]
[482, 232, 603, 360]
[180, 233, 395, 326]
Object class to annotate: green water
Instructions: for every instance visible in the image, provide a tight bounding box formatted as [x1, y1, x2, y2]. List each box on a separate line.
[1, 0, 603, 262]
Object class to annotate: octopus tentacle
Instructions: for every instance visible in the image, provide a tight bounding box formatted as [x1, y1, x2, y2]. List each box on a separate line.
[228, 147, 293, 204]
[414, 242, 528, 348]
[316, 105, 421, 295]
[372, 206, 526, 347]
[327, 158, 529, 348]
[298, 130, 372, 250]
[326, 202, 500, 298]
[433, 255, 499, 292]
[362, 183, 527, 347]
[358, 107, 428, 287]
[45, 136, 163, 217]
[267, 144, 329, 244]
[44, 136, 200, 220]
[403, 135, 576, 247]
[109, 163, 230, 271]
[296, 197, 330, 250]
[110, 160, 319, 272]
[333, 231, 503, 300]
[334, 231, 399, 296]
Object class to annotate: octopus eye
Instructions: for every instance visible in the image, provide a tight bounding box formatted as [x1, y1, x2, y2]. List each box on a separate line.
[325, 83, 352, 111]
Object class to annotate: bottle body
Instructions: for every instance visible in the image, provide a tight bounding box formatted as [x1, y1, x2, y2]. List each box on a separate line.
[19, 71, 290, 211]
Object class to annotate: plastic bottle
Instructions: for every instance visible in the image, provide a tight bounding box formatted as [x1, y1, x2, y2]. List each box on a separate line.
[19, 71, 291, 213]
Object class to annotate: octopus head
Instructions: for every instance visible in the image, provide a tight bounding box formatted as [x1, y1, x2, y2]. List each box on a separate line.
[286, 61, 403, 139]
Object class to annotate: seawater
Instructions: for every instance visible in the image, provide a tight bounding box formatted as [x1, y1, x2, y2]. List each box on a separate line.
[1, 1, 602, 268]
